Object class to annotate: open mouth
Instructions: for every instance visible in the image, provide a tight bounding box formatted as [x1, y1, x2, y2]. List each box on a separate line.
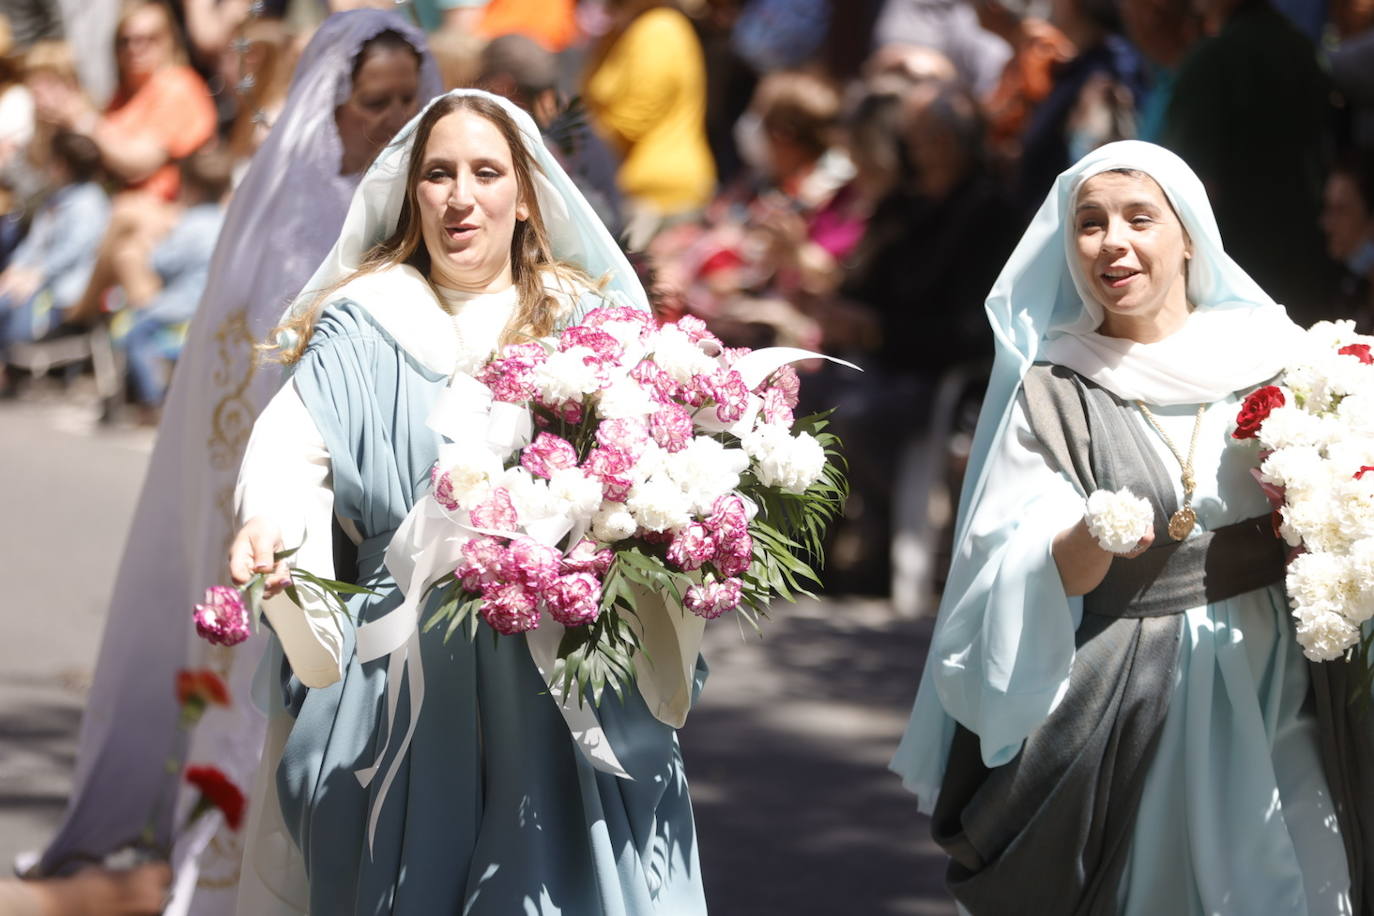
[445, 224, 477, 241]
[1101, 267, 1139, 289]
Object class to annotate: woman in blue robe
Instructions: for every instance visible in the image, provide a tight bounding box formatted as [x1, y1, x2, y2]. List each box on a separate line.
[227, 90, 707, 915]
[891, 141, 1371, 914]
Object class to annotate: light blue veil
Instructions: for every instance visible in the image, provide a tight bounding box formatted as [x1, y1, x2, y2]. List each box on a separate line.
[890, 140, 1296, 808]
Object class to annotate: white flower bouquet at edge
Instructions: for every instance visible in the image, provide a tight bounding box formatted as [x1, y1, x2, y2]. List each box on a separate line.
[391, 306, 851, 705]
[1232, 319, 1374, 674]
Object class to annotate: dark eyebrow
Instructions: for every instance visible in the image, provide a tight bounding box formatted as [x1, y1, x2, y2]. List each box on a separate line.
[1075, 201, 1104, 213]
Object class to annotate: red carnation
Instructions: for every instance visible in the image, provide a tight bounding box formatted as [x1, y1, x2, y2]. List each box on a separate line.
[1356, 466, 1374, 480]
[1339, 343, 1373, 364]
[175, 669, 230, 708]
[1233, 385, 1285, 440]
[184, 765, 246, 831]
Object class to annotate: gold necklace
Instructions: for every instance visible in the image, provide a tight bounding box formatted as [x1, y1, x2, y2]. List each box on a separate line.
[1134, 401, 1206, 540]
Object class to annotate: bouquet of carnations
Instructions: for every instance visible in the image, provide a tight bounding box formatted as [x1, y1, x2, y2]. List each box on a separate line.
[411, 306, 848, 701]
[1233, 320, 1374, 666]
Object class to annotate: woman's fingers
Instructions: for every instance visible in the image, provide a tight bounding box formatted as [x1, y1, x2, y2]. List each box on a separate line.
[228, 518, 284, 585]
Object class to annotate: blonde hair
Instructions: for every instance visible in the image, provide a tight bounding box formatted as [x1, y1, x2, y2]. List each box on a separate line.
[272, 94, 595, 365]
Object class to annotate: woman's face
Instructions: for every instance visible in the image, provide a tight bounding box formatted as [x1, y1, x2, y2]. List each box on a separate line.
[116, 6, 174, 84]
[1321, 172, 1372, 261]
[1073, 171, 1192, 341]
[336, 45, 421, 175]
[415, 109, 529, 293]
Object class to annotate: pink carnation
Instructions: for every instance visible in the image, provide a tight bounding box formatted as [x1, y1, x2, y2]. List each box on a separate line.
[583, 305, 653, 330]
[674, 315, 721, 350]
[720, 347, 749, 368]
[630, 360, 677, 404]
[480, 583, 541, 635]
[521, 433, 579, 479]
[679, 373, 712, 408]
[760, 387, 794, 427]
[707, 494, 749, 539]
[583, 447, 635, 502]
[649, 403, 694, 452]
[560, 326, 624, 365]
[431, 465, 460, 511]
[477, 359, 536, 403]
[546, 573, 602, 627]
[470, 487, 519, 531]
[715, 529, 753, 576]
[667, 523, 715, 571]
[709, 368, 750, 423]
[562, 539, 614, 577]
[535, 392, 587, 425]
[684, 577, 743, 619]
[596, 418, 652, 460]
[764, 365, 801, 408]
[194, 586, 251, 647]
[508, 536, 562, 591]
[456, 536, 507, 593]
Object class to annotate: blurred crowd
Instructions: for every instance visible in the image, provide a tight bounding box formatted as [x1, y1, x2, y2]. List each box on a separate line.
[0, 0, 1370, 597]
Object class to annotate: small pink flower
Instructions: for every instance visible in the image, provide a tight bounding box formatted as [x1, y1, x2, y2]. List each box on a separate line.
[674, 315, 721, 350]
[584, 448, 635, 502]
[480, 584, 541, 635]
[684, 577, 743, 619]
[649, 403, 694, 452]
[557, 399, 584, 425]
[546, 573, 602, 626]
[596, 418, 652, 460]
[720, 347, 749, 368]
[521, 433, 579, 479]
[470, 487, 519, 531]
[194, 586, 251, 647]
[477, 359, 536, 403]
[707, 494, 749, 539]
[667, 523, 715, 571]
[760, 388, 794, 427]
[630, 360, 677, 403]
[456, 536, 507, 593]
[508, 536, 562, 590]
[561, 326, 624, 365]
[584, 305, 653, 331]
[431, 465, 460, 511]
[715, 530, 753, 576]
[709, 368, 750, 423]
[562, 539, 614, 577]
[763, 365, 800, 408]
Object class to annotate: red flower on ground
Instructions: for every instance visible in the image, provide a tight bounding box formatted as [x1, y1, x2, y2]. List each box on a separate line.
[1233, 385, 1286, 440]
[184, 765, 246, 831]
[175, 669, 230, 709]
[1339, 343, 1374, 364]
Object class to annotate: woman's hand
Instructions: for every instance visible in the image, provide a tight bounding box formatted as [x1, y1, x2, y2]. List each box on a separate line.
[1052, 516, 1154, 597]
[228, 516, 290, 597]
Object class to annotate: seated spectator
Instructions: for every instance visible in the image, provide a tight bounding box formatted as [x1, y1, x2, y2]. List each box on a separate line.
[11, 40, 85, 207]
[477, 32, 624, 236]
[1322, 152, 1374, 330]
[0, 130, 109, 382]
[107, 144, 231, 420]
[32, 0, 216, 202]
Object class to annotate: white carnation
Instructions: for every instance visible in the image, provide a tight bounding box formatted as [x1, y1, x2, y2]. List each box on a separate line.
[743, 423, 826, 494]
[596, 373, 659, 420]
[666, 436, 750, 513]
[548, 467, 604, 520]
[1083, 488, 1154, 554]
[1281, 492, 1348, 553]
[1287, 550, 1358, 617]
[499, 467, 554, 521]
[651, 325, 717, 384]
[435, 443, 504, 509]
[626, 477, 694, 532]
[1335, 395, 1374, 438]
[1304, 319, 1362, 354]
[1292, 606, 1361, 662]
[1347, 538, 1374, 622]
[534, 347, 605, 403]
[741, 422, 791, 462]
[592, 502, 637, 542]
[1256, 404, 1337, 450]
[1259, 446, 1325, 495]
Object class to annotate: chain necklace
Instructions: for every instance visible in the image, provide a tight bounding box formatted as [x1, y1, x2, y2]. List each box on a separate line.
[1134, 401, 1206, 540]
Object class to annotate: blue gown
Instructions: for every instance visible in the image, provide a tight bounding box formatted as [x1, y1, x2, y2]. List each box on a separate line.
[893, 386, 1352, 915]
[275, 302, 708, 915]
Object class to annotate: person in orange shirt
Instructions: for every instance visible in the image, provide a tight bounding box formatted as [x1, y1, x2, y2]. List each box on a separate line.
[32, 0, 216, 202]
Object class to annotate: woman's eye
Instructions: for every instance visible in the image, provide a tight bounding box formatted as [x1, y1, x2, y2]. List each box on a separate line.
[425, 169, 450, 181]
[477, 169, 501, 181]
[1131, 215, 1154, 226]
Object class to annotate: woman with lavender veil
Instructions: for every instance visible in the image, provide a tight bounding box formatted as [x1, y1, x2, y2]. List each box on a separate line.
[33, 12, 439, 915]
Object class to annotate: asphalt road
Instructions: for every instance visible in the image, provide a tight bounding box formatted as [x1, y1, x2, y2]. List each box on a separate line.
[0, 393, 955, 915]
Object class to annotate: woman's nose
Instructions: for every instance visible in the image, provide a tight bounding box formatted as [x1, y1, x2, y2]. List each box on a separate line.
[1101, 218, 1128, 254]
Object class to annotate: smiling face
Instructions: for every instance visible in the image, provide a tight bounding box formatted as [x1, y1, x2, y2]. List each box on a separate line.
[415, 109, 530, 293]
[1073, 170, 1192, 342]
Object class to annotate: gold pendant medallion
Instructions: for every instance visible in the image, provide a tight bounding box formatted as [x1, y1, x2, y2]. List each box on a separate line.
[1168, 507, 1196, 540]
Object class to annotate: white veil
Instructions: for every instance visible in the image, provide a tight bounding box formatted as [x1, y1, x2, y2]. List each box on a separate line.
[35, 12, 440, 916]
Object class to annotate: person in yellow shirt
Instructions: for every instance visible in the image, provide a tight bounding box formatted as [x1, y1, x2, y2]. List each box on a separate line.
[583, 1, 716, 244]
